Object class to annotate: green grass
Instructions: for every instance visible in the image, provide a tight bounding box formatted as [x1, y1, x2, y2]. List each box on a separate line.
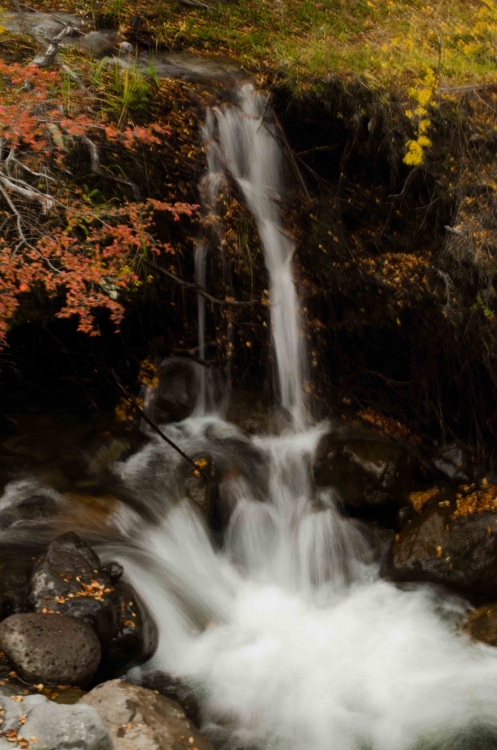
[28, 0, 497, 97]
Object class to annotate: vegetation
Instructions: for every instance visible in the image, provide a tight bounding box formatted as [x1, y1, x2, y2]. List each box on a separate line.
[27, 0, 497, 91]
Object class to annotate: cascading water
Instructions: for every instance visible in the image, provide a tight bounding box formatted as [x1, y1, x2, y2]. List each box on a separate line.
[197, 85, 307, 428]
[4, 82, 497, 750]
[113, 84, 497, 750]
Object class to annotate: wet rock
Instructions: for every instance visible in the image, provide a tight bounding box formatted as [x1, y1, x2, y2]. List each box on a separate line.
[102, 561, 124, 584]
[80, 30, 124, 58]
[81, 679, 214, 750]
[128, 671, 202, 727]
[464, 602, 497, 647]
[0, 479, 60, 530]
[432, 443, 470, 484]
[145, 358, 198, 424]
[0, 562, 30, 616]
[313, 430, 412, 511]
[384, 488, 497, 595]
[0, 692, 111, 750]
[30, 532, 120, 643]
[100, 580, 158, 678]
[182, 453, 219, 522]
[0, 613, 101, 686]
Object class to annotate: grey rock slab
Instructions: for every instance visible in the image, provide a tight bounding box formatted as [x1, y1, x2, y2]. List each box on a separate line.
[0, 693, 112, 750]
[82, 679, 214, 750]
[0, 613, 101, 686]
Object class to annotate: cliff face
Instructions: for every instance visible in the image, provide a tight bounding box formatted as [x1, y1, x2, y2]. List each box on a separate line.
[2, 1, 497, 460]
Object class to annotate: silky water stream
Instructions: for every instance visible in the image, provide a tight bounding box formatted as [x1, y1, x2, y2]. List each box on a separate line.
[5, 84, 497, 750]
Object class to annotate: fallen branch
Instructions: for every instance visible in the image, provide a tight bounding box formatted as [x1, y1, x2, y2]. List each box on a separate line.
[31, 23, 73, 67]
[143, 257, 260, 307]
[112, 372, 217, 484]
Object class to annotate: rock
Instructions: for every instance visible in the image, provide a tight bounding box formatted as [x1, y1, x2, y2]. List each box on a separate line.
[384, 485, 497, 595]
[0, 563, 30, 616]
[464, 602, 497, 647]
[0, 613, 101, 686]
[127, 671, 202, 727]
[99, 580, 158, 678]
[0, 479, 60, 530]
[182, 454, 218, 522]
[432, 443, 470, 484]
[81, 679, 214, 750]
[145, 359, 198, 424]
[30, 532, 120, 643]
[313, 430, 412, 511]
[0, 692, 112, 750]
[102, 561, 124, 584]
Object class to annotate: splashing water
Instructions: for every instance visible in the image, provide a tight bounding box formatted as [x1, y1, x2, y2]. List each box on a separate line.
[113, 418, 497, 750]
[4, 83, 497, 750]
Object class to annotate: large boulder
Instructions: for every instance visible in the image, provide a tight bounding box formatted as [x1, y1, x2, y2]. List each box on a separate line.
[313, 429, 412, 512]
[29, 532, 120, 643]
[81, 679, 214, 750]
[384, 484, 497, 595]
[0, 692, 111, 750]
[145, 359, 198, 424]
[0, 613, 101, 686]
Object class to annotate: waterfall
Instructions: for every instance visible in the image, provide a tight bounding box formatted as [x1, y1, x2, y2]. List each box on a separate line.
[194, 241, 208, 414]
[4, 80, 497, 750]
[198, 85, 307, 428]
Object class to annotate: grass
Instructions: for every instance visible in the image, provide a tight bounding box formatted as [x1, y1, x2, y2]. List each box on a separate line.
[16, 0, 497, 98]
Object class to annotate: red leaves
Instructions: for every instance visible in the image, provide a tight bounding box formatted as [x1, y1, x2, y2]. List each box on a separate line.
[0, 59, 198, 344]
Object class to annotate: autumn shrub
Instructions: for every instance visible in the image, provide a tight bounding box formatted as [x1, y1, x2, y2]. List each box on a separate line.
[0, 59, 196, 343]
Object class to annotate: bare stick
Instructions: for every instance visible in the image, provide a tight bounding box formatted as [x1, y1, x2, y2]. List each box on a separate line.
[112, 372, 217, 484]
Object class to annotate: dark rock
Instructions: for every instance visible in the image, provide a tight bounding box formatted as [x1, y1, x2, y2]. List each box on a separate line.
[432, 443, 470, 484]
[145, 358, 198, 424]
[182, 453, 219, 522]
[0, 613, 101, 686]
[128, 671, 202, 727]
[30, 532, 120, 643]
[81, 679, 214, 750]
[384, 489, 497, 596]
[99, 580, 158, 678]
[0, 562, 30, 616]
[101, 561, 124, 584]
[313, 430, 412, 511]
[464, 602, 497, 647]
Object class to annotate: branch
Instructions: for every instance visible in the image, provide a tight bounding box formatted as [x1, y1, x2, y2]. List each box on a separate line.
[143, 257, 260, 307]
[0, 183, 33, 251]
[112, 372, 217, 484]
[82, 135, 140, 200]
[0, 173, 54, 213]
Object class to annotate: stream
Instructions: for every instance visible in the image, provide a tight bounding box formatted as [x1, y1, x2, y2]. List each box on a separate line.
[108, 85, 497, 750]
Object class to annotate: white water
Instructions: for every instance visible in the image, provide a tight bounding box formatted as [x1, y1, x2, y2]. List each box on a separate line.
[4, 84, 497, 750]
[198, 85, 307, 428]
[115, 418, 497, 750]
[114, 84, 497, 750]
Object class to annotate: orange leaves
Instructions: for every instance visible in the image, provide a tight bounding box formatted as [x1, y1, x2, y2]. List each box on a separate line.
[0, 58, 198, 344]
